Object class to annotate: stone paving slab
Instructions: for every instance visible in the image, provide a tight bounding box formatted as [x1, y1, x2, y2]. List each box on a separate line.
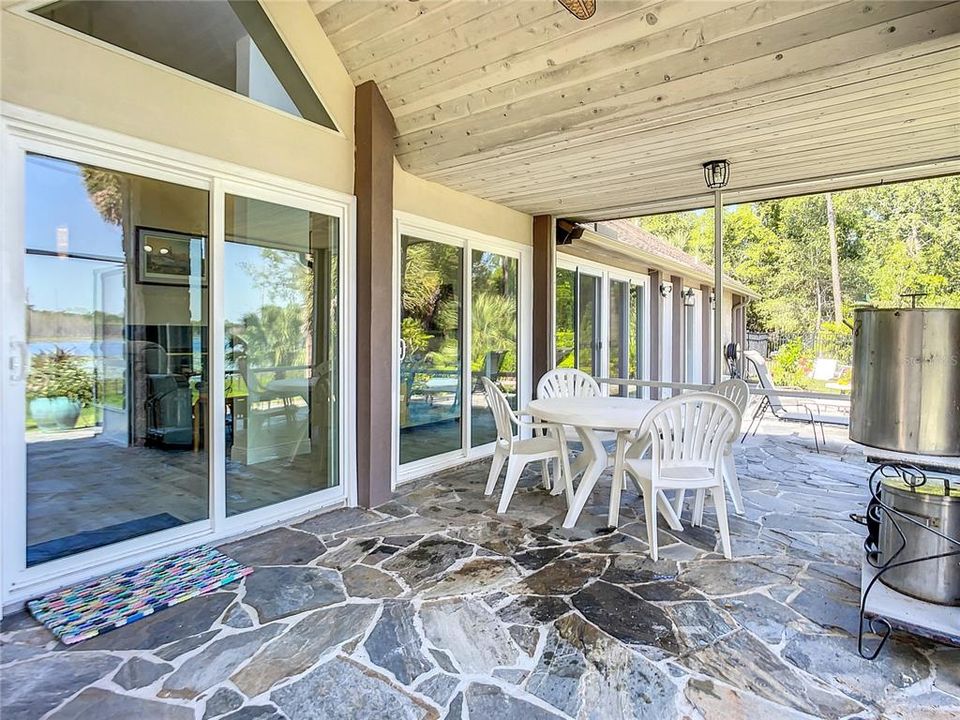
[2, 421, 957, 719]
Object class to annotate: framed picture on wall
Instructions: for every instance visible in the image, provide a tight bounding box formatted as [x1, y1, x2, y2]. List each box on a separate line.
[136, 227, 207, 286]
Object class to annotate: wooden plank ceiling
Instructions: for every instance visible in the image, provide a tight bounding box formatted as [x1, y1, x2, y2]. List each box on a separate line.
[313, 0, 960, 219]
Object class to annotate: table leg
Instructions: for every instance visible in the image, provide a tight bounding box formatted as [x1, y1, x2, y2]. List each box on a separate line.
[563, 428, 607, 528]
[569, 427, 592, 477]
[607, 431, 628, 528]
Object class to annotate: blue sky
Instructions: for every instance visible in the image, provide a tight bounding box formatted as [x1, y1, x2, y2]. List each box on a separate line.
[25, 155, 266, 322]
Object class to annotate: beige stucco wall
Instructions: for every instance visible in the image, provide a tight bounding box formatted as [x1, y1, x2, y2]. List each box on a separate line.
[0, 1, 355, 194]
[394, 161, 533, 246]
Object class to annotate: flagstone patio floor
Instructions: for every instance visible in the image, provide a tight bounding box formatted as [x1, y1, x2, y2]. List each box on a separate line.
[2, 420, 959, 719]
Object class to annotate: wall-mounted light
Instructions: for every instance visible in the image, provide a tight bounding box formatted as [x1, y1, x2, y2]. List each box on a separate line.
[682, 288, 696, 307]
[659, 282, 673, 298]
[709, 290, 716, 309]
[702, 159, 730, 190]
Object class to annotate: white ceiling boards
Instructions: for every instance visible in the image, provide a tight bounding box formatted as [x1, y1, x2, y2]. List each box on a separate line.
[313, 0, 960, 218]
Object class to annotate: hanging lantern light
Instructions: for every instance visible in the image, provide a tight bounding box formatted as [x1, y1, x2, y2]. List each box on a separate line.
[702, 159, 730, 189]
[558, 0, 596, 21]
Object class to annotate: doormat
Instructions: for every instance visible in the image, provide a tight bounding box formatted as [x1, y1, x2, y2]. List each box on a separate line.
[27, 545, 253, 645]
[26, 513, 183, 566]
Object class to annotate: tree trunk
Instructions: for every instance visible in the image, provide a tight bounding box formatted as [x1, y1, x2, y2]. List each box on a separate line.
[826, 192, 842, 324]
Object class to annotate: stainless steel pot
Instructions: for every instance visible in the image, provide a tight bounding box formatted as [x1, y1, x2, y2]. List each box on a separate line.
[850, 308, 960, 456]
[878, 476, 960, 605]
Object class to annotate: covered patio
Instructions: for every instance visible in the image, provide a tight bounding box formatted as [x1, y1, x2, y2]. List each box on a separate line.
[2, 419, 957, 719]
[2, 1, 959, 718]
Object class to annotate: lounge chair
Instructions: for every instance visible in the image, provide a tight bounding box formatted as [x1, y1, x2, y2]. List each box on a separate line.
[741, 350, 849, 453]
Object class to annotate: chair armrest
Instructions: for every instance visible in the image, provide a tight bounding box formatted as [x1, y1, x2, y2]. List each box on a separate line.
[518, 418, 564, 434]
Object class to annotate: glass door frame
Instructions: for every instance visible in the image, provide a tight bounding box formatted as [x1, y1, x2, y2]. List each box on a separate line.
[392, 213, 531, 487]
[0, 108, 356, 606]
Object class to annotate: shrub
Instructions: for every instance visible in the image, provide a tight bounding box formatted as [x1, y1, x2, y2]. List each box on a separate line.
[26, 347, 94, 405]
[769, 338, 813, 389]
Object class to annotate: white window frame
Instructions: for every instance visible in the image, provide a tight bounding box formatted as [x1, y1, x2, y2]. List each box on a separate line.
[392, 212, 532, 487]
[0, 104, 356, 606]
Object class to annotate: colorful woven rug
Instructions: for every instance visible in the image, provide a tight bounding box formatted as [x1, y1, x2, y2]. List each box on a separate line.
[27, 545, 253, 645]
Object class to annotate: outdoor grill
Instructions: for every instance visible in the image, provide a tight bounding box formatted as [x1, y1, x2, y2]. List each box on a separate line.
[849, 306, 960, 658]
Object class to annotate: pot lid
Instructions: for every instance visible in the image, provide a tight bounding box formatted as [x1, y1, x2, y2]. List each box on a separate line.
[882, 475, 960, 498]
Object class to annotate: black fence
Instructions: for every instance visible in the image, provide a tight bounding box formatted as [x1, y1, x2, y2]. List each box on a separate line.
[745, 330, 853, 363]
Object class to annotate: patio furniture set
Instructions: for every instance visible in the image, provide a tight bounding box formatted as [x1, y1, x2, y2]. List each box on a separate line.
[482, 369, 749, 561]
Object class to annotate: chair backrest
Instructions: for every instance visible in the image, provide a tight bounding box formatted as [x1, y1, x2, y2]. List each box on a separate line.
[481, 377, 515, 446]
[643, 392, 739, 473]
[537, 368, 600, 399]
[712, 378, 749, 433]
[742, 350, 786, 415]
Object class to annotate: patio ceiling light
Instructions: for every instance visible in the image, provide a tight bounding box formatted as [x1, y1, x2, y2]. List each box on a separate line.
[702, 159, 730, 189]
[558, 0, 596, 21]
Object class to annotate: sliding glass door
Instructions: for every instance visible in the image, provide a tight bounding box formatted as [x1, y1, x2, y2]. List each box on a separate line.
[554, 261, 649, 397]
[3, 135, 349, 601]
[396, 222, 526, 474]
[399, 235, 463, 465]
[608, 279, 629, 395]
[223, 194, 339, 515]
[577, 272, 601, 377]
[22, 154, 210, 567]
[470, 250, 518, 448]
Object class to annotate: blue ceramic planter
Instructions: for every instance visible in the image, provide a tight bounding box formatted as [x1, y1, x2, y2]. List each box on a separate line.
[29, 397, 82, 432]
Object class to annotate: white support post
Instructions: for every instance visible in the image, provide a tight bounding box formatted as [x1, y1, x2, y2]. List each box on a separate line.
[713, 188, 724, 384]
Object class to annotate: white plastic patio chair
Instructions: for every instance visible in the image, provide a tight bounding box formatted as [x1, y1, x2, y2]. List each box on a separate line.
[536, 368, 601, 399]
[482, 377, 573, 513]
[672, 378, 749, 520]
[536, 368, 614, 445]
[704, 378, 749, 517]
[613, 392, 739, 561]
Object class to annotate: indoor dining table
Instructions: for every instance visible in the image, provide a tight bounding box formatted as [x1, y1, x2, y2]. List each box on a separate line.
[527, 395, 684, 530]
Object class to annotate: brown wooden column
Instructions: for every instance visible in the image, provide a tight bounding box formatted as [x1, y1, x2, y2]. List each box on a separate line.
[355, 81, 395, 508]
[532, 215, 555, 385]
[648, 269, 661, 399]
[700, 282, 712, 384]
[671, 275, 683, 384]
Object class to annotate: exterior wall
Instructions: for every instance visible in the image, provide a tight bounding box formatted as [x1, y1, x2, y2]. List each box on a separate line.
[1, 1, 355, 194]
[393, 162, 532, 245]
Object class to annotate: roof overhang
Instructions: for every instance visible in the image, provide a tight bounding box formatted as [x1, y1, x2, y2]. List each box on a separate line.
[316, 0, 960, 221]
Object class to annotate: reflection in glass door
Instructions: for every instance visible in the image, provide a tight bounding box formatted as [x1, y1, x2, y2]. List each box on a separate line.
[399, 236, 463, 464]
[223, 194, 339, 515]
[608, 279, 629, 395]
[22, 154, 209, 567]
[577, 273, 600, 376]
[555, 268, 576, 368]
[470, 250, 518, 447]
[629, 283, 647, 398]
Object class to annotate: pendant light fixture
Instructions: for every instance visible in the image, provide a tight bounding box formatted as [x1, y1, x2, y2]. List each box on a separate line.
[558, 0, 596, 21]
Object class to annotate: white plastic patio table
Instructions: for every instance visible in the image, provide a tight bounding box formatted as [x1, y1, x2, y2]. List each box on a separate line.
[526, 396, 684, 530]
